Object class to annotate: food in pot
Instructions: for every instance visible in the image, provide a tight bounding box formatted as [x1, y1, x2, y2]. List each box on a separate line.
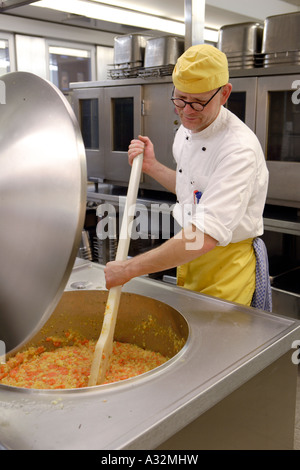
[0, 330, 168, 389]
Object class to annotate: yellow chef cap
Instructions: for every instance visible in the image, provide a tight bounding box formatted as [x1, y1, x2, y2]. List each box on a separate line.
[172, 44, 229, 94]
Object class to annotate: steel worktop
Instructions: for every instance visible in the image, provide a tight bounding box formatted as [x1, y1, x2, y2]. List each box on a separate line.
[0, 260, 300, 450]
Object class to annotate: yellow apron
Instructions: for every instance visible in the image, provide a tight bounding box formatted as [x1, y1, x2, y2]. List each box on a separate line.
[177, 238, 256, 306]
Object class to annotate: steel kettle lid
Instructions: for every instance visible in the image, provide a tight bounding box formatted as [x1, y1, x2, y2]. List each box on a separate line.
[0, 72, 86, 354]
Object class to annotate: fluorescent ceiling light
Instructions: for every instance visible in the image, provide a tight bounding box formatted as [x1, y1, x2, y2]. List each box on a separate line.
[90, 0, 182, 21]
[204, 28, 218, 43]
[32, 1, 218, 42]
[49, 46, 90, 58]
[32, 0, 185, 35]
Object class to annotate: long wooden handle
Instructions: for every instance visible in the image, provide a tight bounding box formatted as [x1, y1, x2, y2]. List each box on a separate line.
[88, 153, 143, 386]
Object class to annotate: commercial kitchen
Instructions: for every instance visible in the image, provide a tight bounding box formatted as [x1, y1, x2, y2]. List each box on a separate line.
[0, 0, 300, 450]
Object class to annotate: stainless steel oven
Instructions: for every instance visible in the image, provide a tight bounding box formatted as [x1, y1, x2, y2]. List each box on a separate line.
[71, 85, 142, 185]
[226, 77, 257, 132]
[71, 77, 179, 280]
[228, 69, 300, 210]
[72, 87, 105, 181]
[71, 78, 178, 191]
[228, 70, 300, 319]
[103, 85, 142, 184]
[256, 74, 300, 208]
[71, 70, 300, 317]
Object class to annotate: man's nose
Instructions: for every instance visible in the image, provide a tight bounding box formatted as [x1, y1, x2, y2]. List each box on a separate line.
[183, 102, 196, 113]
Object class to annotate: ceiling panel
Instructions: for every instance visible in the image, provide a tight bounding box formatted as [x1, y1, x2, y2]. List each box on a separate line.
[281, 0, 300, 6]
[0, 0, 38, 11]
[1, 0, 299, 33]
[83, 0, 299, 25]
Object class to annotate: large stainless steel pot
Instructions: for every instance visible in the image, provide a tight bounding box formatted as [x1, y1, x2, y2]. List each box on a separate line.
[0, 72, 87, 355]
[1, 264, 300, 450]
[4, 290, 188, 389]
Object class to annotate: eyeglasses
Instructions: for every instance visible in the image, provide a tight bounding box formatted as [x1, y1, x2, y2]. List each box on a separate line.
[171, 87, 222, 112]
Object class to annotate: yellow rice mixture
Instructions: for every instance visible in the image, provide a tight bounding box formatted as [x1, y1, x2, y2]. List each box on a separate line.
[0, 331, 168, 389]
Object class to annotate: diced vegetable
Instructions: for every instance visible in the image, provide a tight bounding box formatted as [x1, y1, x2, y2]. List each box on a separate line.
[0, 331, 168, 389]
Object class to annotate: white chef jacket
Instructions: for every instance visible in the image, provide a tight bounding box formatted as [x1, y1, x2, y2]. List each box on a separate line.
[172, 106, 269, 246]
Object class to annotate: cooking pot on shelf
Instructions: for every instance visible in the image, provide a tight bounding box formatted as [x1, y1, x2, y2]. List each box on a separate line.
[218, 22, 264, 69]
[144, 36, 184, 68]
[113, 34, 151, 68]
[262, 12, 300, 67]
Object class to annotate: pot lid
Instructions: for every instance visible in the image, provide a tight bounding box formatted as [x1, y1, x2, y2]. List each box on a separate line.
[0, 72, 86, 354]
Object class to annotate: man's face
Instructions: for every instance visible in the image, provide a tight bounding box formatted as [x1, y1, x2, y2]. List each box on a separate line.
[173, 84, 232, 133]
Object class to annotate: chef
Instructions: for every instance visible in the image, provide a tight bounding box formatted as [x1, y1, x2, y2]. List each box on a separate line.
[104, 44, 270, 307]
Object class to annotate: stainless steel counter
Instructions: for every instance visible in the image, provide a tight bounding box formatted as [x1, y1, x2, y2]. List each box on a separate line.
[86, 182, 176, 210]
[0, 261, 299, 450]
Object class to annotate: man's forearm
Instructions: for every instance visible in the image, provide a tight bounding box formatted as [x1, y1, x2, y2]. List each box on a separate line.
[127, 227, 216, 276]
[104, 226, 217, 289]
[147, 160, 176, 194]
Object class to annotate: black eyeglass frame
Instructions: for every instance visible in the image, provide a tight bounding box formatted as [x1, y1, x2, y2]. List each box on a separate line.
[171, 87, 222, 112]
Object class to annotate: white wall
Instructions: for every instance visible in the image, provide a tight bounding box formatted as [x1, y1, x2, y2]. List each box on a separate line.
[0, 13, 115, 82]
[0, 13, 116, 46]
[15, 35, 47, 78]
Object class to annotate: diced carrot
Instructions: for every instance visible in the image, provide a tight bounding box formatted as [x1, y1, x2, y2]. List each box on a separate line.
[9, 368, 18, 378]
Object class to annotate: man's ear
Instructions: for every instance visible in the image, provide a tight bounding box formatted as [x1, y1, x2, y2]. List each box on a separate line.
[220, 83, 233, 105]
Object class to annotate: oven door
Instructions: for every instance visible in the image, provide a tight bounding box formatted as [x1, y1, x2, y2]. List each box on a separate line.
[256, 74, 300, 208]
[72, 87, 105, 181]
[227, 77, 258, 132]
[102, 85, 142, 184]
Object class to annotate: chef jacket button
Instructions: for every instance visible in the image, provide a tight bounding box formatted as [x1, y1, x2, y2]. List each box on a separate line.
[179, 168, 182, 173]
[202, 147, 206, 151]
[186, 136, 189, 140]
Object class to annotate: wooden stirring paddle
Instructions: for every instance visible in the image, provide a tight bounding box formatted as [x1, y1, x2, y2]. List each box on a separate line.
[88, 153, 143, 386]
